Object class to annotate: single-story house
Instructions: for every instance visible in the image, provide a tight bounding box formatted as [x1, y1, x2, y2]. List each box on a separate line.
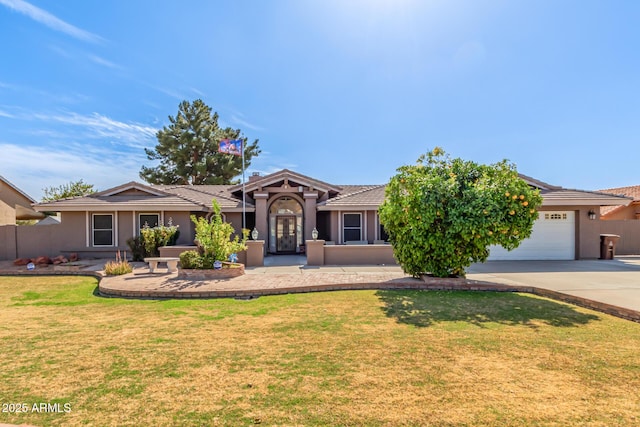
[0, 175, 44, 225]
[30, 169, 630, 261]
[598, 185, 640, 220]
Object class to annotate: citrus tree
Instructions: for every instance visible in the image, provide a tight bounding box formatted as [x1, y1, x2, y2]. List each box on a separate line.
[379, 148, 542, 278]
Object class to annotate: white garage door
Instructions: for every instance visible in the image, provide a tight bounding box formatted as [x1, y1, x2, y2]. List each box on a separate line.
[488, 211, 575, 260]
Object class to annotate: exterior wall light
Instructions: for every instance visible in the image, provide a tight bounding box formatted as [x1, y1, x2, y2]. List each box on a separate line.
[588, 210, 597, 220]
[311, 227, 319, 240]
[251, 227, 259, 240]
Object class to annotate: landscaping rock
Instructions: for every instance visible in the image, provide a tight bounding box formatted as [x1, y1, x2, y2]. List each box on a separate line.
[34, 256, 52, 265]
[52, 255, 69, 265]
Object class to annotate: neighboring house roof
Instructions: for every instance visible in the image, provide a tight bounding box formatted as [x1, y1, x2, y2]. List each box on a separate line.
[0, 175, 45, 220]
[36, 215, 61, 225]
[0, 175, 36, 203]
[597, 185, 640, 216]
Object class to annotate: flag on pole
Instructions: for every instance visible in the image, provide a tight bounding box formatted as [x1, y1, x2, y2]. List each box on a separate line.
[218, 138, 243, 156]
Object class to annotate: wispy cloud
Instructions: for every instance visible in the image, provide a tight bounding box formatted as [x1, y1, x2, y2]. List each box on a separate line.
[0, 142, 146, 200]
[0, 0, 105, 44]
[230, 114, 265, 132]
[34, 111, 157, 147]
[1, 105, 157, 149]
[190, 87, 206, 97]
[149, 85, 186, 101]
[88, 54, 122, 70]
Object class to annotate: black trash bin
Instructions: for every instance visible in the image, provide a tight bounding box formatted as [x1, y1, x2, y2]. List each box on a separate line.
[599, 234, 620, 260]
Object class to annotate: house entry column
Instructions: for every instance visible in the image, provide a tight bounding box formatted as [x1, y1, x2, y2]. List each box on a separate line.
[304, 192, 318, 241]
[254, 192, 269, 254]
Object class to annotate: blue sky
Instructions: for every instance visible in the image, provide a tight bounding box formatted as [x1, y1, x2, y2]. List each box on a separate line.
[1, 0, 638, 200]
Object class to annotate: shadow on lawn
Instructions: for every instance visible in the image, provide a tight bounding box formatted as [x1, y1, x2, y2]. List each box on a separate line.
[376, 290, 600, 328]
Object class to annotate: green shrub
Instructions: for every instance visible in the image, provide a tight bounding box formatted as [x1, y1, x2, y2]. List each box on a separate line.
[191, 200, 248, 266]
[126, 237, 145, 262]
[139, 219, 180, 257]
[104, 251, 133, 276]
[179, 250, 203, 269]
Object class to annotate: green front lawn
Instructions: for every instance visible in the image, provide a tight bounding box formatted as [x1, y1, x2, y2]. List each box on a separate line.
[0, 276, 638, 426]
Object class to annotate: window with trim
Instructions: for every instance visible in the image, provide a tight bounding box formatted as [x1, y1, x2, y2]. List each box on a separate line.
[93, 214, 113, 246]
[139, 213, 159, 229]
[343, 213, 362, 242]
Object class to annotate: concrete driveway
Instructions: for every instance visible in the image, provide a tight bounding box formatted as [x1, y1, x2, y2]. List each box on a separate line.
[467, 256, 640, 313]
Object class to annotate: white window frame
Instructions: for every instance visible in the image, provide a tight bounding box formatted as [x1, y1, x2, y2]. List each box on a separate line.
[342, 212, 362, 242]
[92, 213, 114, 247]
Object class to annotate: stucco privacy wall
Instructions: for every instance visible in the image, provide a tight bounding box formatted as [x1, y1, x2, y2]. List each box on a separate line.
[600, 220, 640, 255]
[0, 225, 17, 259]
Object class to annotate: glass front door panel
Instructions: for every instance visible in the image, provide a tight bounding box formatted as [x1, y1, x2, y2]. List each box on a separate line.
[276, 216, 296, 252]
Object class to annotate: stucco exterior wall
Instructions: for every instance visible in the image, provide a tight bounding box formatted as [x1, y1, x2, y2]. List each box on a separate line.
[0, 181, 33, 225]
[323, 244, 396, 265]
[0, 200, 15, 225]
[602, 203, 640, 220]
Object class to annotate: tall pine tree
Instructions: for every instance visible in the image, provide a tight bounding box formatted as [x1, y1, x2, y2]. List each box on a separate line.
[140, 99, 260, 185]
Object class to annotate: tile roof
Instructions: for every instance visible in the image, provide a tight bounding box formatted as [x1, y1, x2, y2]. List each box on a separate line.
[35, 194, 206, 211]
[157, 185, 254, 210]
[319, 185, 386, 209]
[539, 188, 631, 206]
[598, 185, 640, 201]
[597, 185, 640, 215]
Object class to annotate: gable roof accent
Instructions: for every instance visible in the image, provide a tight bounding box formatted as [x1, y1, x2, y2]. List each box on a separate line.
[317, 185, 386, 210]
[518, 173, 560, 191]
[97, 181, 170, 197]
[232, 169, 342, 194]
[0, 175, 36, 203]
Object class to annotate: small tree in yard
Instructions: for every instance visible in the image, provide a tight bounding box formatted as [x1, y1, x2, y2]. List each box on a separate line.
[379, 148, 543, 278]
[180, 200, 248, 269]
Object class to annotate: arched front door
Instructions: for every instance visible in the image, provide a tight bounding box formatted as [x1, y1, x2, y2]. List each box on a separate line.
[269, 197, 303, 254]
